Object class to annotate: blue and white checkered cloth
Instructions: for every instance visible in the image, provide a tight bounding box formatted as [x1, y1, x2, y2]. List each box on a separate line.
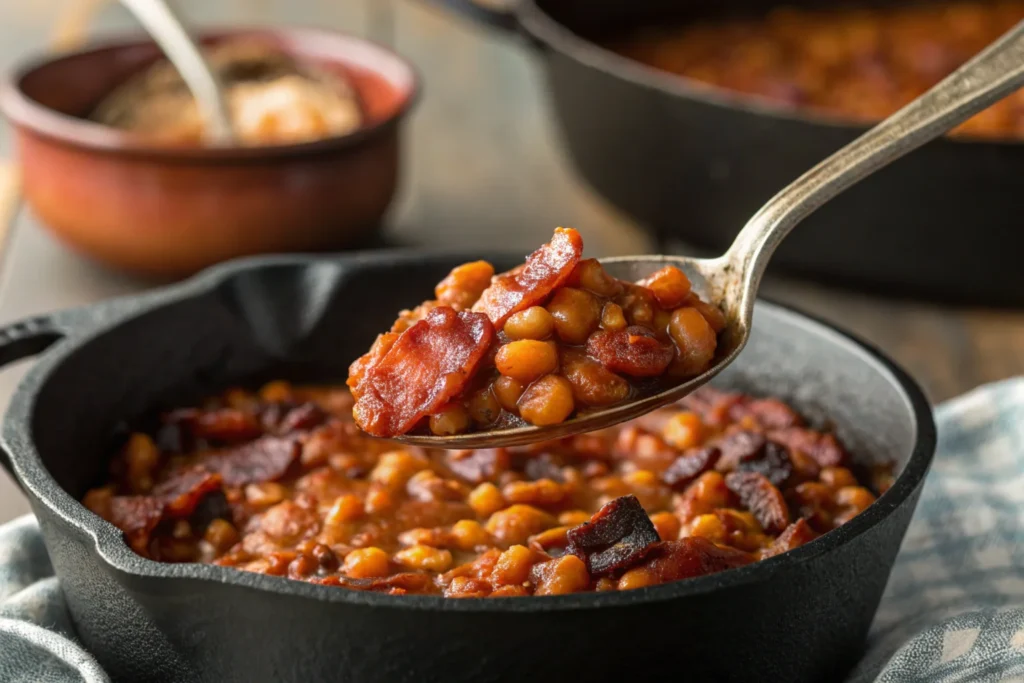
[2, 377, 1024, 682]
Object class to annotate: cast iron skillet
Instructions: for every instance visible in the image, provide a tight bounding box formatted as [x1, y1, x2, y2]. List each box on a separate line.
[0, 252, 934, 683]
[427, 0, 1024, 305]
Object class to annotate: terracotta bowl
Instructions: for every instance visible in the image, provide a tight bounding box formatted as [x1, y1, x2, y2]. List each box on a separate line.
[0, 27, 420, 278]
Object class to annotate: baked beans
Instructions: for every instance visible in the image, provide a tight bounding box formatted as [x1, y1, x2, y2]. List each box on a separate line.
[606, 1, 1024, 139]
[348, 228, 725, 438]
[82, 384, 891, 596]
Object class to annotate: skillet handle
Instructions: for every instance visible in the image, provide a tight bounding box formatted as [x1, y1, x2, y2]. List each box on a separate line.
[422, 0, 520, 33]
[0, 315, 67, 482]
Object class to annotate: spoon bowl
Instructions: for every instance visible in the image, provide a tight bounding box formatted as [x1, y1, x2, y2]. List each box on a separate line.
[393, 19, 1024, 449]
[394, 254, 741, 448]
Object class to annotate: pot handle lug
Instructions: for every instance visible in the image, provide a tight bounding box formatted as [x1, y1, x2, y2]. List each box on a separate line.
[423, 0, 520, 33]
[0, 315, 66, 366]
[0, 315, 67, 481]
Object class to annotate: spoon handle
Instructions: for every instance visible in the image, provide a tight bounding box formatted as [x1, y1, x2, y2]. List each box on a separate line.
[118, 0, 234, 144]
[725, 20, 1024, 324]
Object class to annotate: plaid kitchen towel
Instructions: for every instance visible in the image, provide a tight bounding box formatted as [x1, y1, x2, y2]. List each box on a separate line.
[2, 378, 1024, 683]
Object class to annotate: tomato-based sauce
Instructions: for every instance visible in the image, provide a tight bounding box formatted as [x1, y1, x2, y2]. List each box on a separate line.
[83, 384, 890, 596]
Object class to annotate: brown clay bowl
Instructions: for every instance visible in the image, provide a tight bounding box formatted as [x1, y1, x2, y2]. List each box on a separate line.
[0, 27, 420, 278]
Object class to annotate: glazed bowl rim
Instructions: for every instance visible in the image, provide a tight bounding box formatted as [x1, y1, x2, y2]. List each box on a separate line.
[1, 250, 936, 612]
[0, 24, 422, 161]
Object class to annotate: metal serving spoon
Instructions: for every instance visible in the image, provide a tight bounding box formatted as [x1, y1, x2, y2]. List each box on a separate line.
[118, 0, 234, 143]
[395, 20, 1024, 449]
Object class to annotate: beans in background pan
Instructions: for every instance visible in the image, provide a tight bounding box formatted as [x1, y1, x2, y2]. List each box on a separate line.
[606, 0, 1024, 138]
[81, 383, 890, 597]
[347, 228, 726, 438]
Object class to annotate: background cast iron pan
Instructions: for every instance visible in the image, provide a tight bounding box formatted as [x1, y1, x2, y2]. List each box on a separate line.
[426, 0, 1024, 305]
[0, 251, 934, 683]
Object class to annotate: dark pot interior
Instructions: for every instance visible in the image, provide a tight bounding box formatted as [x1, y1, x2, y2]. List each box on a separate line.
[3, 252, 933, 683]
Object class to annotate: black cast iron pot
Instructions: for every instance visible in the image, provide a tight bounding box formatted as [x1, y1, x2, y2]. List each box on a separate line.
[0, 252, 934, 683]
[427, 0, 1024, 304]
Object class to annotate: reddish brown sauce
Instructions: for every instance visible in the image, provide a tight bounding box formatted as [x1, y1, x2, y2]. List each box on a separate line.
[82, 384, 891, 596]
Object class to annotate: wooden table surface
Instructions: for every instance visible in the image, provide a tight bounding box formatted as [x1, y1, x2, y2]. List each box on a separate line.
[0, 0, 1022, 522]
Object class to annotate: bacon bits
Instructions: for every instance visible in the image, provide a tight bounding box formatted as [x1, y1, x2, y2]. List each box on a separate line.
[155, 468, 224, 517]
[345, 227, 727, 436]
[735, 440, 793, 487]
[631, 537, 753, 584]
[731, 398, 803, 429]
[351, 307, 495, 437]
[192, 408, 263, 443]
[108, 496, 165, 553]
[760, 519, 818, 559]
[768, 427, 849, 468]
[715, 431, 767, 470]
[567, 495, 660, 576]
[725, 472, 791, 534]
[108, 468, 225, 553]
[661, 447, 721, 489]
[586, 327, 675, 377]
[274, 402, 329, 434]
[200, 436, 301, 487]
[473, 227, 584, 327]
[85, 382, 879, 597]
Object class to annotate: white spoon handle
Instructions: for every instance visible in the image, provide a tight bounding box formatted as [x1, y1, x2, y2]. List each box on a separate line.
[118, 0, 234, 144]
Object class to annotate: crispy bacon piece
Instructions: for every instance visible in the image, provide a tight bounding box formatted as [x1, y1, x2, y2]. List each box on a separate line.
[109, 496, 164, 554]
[161, 408, 264, 444]
[725, 471, 791, 534]
[472, 227, 584, 327]
[730, 398, 803, 429]
[198, 436, 301, 487]
[347, 332, 400, 394]
[767, 427, 849, 468]
[352, 307, 495, 437]
[789, 482, 835, 532]
[661, 447, 721, 489]
[155, 468, 224, 517]
[735, 440, 793, 487]
[634, 537, 753, 583]
[277, 402, 329, 434]
[108, 468, 225, 553]
[440, 549, 502, 584]
[567, 495, 660, 576]
[193, 408, 263, 443]
[760, 518, 818, 559]
[586, 326, 675, 377]
[714, 430, 767, 470]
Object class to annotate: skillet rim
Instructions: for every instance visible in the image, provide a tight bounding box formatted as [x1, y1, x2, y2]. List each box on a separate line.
[0, 250, 936, 612]
[512, 0, 1024, 148]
